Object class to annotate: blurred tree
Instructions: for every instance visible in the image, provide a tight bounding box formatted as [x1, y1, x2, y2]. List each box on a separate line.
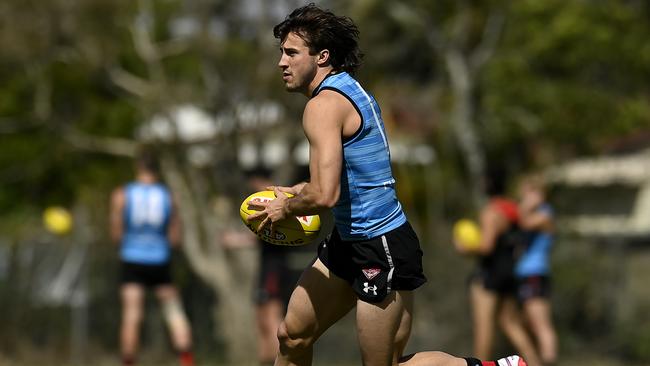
[342, 0, 509, 209]
[344, 0, 650, 181]
[3, 0, 650, 363]
[482, 0, 650, 163]
[0, 0, 300, 363]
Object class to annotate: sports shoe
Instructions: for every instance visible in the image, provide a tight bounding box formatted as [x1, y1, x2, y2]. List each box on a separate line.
[494, 355, 527, 366]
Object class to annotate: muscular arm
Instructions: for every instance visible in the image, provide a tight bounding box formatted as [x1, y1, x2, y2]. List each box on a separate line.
[109, 188, 125, 245]
[285, 92, 345, 214]
[249, 91, 353, 230]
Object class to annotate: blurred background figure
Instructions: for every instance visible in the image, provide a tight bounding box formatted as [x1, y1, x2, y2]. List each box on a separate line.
[455, 167, 542, 366]
[110, 149, 194, 366]
[246, 168, 304, 366]
[516, 174, 558, 365]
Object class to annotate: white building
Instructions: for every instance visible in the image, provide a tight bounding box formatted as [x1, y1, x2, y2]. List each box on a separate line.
[547, 148, 650, 238]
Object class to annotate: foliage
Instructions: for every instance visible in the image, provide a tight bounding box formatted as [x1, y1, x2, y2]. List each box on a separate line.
[2, 0, 650, 363]
[482, 0, 650, 164]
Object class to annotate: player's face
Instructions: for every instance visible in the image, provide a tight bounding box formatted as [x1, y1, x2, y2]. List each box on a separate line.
[519, 182, 545, 204]
[278, 32, 319, 94]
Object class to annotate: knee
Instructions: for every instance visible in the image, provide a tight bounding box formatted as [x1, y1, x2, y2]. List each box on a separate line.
[276, 320, 313, 356]
[122, 306, 143, 325]
[498, 314, 518, 335]
[162, 298, 189, 328]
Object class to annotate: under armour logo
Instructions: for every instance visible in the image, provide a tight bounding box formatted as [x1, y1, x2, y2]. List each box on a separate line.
[363, 282, 377, 296]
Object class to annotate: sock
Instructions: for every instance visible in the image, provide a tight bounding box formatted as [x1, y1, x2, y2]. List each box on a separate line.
[179, 350, 195, 366]
[122, 355, 135, 366]
[465, 357, 496, 366]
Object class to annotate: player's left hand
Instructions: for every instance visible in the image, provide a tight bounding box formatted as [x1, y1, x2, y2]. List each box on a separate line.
[246, 186, 289, 233]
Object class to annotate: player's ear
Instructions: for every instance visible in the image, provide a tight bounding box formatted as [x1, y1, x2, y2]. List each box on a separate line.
[317, 49, 330, 66]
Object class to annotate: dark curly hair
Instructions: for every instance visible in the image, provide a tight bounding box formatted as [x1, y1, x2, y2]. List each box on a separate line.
[273, 3, 363, 75]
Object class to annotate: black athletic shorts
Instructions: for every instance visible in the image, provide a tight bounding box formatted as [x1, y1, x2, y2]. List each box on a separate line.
[120, 261, 172, 287]
[517, 275, 551, 302]
[318, 221, 427, 304]
[469, 266, 518, 296]
[255, 241, 296, 305]
[470, 242, 518, 295]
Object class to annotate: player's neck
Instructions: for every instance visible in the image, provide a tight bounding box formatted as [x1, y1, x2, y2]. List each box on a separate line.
[307, 67, 337, 97]
[136, 172, 158, 184]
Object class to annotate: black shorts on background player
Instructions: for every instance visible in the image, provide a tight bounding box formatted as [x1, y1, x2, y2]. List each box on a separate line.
[120, 262, 173, 287]
[318, 221, 427, 303]
[255, 240, 297, 306]
[470, 241, 518, 295]
[517, 275, 551, 302]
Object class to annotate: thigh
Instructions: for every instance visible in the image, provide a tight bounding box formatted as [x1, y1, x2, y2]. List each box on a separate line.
[356, 291, 409, 366]
[393, 291, 414, 363]
[121, 283, 145, 316]
[469, 280, 498, 359]
[283, 258, 356, 342]
[523, 297, 552, 328]
[154, 284, 180, 302]
[470, 280, 498, 325]
[498, 296, 524, 325]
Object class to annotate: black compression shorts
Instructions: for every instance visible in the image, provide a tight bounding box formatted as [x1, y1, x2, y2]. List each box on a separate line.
[318, 221, 427, 304]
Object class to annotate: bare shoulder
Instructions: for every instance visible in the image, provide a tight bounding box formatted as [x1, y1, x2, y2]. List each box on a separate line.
[305, 89, 354, 119]
[304, 90, 356, 138]
[111, 186, 125, 205]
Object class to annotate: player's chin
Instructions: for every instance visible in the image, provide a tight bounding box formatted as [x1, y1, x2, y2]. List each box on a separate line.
[284, 83, 301, 92]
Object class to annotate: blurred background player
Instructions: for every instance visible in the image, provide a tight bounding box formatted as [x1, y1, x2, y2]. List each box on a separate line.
[456, 168, 542, 366]
[246, 167, 313, 365]
[516, 174, 558, 365]
[110, 150, 194, 366]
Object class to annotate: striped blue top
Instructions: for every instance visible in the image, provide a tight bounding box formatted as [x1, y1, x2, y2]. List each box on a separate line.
[121, 182, 173, 265]
[313, 72, 406, 240]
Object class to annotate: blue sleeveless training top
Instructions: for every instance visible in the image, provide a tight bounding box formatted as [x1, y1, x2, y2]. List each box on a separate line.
[313, 72, 406, 240]
[515, 204, 554, 277]
[121, 182, 173, 264]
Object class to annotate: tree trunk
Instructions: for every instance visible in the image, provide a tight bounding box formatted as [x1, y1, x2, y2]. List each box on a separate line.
[161, 152, 257, 364]
[445, 48, 486, 209]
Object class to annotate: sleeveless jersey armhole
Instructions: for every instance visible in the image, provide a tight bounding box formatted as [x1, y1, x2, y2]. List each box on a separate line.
[317, 86, 364, 144]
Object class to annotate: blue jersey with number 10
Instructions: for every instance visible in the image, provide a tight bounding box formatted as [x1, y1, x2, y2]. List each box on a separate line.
[313, 72, 406, 240]
[121, 182, 172, 264]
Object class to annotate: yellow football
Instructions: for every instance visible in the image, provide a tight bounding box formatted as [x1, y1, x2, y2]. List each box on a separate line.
[43, 206, 73, 235]
[453, 218, 481, 250]
[240, 190, 321, 246]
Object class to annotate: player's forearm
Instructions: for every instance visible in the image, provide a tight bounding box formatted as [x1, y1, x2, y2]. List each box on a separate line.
[285, 183, 337, 216]
[291, 181, 308, 194]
